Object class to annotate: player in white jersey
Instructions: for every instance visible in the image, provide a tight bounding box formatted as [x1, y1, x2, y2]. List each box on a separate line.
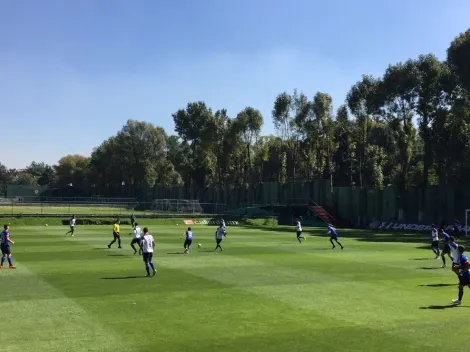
[295, 219, 305, 243]
[450, 237, 461, 275]
[139, 227, 156, 277]
[214, 225, 226, 251]
[431, 224, 440, 259]
[66, 215, 76, 236]
[130, 223, 142, 255]
[183, 227, 193, 254]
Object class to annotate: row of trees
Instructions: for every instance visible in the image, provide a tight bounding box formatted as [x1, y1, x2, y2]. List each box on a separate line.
[2, 29, 470, 216]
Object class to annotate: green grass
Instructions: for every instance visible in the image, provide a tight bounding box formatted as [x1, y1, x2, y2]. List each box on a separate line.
[1, 224, 469, 351]
[0, 204, 179, 215]
[0, 217, 205, 226]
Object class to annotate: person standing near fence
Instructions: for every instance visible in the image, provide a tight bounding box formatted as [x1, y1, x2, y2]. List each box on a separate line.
[108, 219, 122, 249]
[66, 215, 76, 237]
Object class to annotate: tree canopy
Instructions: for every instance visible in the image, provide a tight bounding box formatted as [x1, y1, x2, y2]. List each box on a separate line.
[2, 28, 470, 219]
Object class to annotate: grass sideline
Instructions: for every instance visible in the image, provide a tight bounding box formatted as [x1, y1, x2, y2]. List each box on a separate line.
[2, 225, 469, 351]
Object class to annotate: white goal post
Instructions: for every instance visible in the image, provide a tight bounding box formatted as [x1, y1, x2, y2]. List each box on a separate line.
[465, 210, 470, 236]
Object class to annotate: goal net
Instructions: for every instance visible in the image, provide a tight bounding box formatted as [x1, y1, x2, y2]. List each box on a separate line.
[151, 199, 203, 213]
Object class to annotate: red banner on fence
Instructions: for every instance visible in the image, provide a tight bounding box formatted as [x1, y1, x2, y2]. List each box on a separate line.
[184, 220, 194, 225]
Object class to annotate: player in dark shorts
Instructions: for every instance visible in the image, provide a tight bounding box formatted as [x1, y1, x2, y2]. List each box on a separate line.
[439, 228, 452, 268]
[452, 245, 470, 305]
[108, 219, 122, 249]
[183, 227, 193, 254]
[431, 224, 440, 259]
[0, 224, 16, 269]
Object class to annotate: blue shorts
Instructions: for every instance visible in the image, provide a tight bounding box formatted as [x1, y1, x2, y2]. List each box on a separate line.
[458, 274, 470, 286]
[0, 244, 10, 255]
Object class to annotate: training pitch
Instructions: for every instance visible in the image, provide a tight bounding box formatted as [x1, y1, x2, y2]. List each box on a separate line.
[0, 204, 160, 215]
[1, 224, 469, 351]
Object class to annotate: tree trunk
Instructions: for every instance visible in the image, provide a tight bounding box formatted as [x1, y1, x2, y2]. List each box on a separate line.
[420, 135, 432, 222]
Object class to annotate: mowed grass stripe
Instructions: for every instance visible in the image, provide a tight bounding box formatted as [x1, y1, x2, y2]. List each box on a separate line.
[46, 227, 455, 348]
[8, 225, 470, 351]
[0, 266, 138, 352]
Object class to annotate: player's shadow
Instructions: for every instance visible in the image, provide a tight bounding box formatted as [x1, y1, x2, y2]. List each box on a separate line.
[419, 304, 467, 310]
[199, 250, 216, 252]
[166, 252, 185, 255]
[418, 267, 440, 270]
[107, 254, 127, 257]
[101, 276, 144, 280]
[409, 258, 430, 261]
[418, 283, 456, 287]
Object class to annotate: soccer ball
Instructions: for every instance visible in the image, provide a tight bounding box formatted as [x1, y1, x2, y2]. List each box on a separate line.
[198, 243, 202, 248]
[45, 224, 48, 226]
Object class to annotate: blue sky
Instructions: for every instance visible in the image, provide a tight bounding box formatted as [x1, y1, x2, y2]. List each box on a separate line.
[1, 0, 469, 169]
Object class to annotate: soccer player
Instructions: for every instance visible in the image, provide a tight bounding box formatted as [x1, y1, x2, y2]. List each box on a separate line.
[440, 228, 452, 268]
[295, 219, 305, 243]
[450, 237, 460, 275]
[0, 225, 16, 269]
[183, 227, 193, 254]
[130, 222, 142, 255]
[431, 224, 440, 259]
[214, 225, 226, 251]
[130, 214, 136, 228]
[139, 227, 156, 277]
[452, 222, 460, 239]
[452, 245, 470, 305]
[107, 219, 122, 249]
[65, 215, 76, 236]
[328, 224, 344, 249]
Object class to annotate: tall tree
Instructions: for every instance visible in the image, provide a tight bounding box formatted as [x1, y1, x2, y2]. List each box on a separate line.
[332, 105, 354, 186]
[447, 29, 470, 92]
[234, 107, 264, 183]
[347, 75, 382, 186]
[54, 155, 89, 189]
[26, 161, 56, 186]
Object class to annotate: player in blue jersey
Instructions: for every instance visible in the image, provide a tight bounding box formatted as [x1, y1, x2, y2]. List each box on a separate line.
[452, 245, 470, 305]
[439, 228, 452, 268]
[328, 224, 344, 249]
[183, 227, 193, 254]
[0, 225, 16, 269]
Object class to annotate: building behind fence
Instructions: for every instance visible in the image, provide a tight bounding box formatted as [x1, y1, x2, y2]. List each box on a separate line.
[4, 182, 469, 226]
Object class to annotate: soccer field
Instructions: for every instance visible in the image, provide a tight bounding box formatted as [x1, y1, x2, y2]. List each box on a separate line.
[0, 204, 150, 215]
[1, 225, 469, 352]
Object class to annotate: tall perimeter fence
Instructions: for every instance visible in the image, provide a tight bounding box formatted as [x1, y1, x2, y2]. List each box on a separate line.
[4, 181, 470, 226]
[0, 197, 231, 216]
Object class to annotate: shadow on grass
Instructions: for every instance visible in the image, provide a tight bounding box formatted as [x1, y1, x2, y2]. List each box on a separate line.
[239, 223, 470, 249]
[166, 252, 185, 255]
[107, 254, 127, 257]
[409, 258, 431, 261]
[93, 248, 107, 250]
[199, 250, 216, 253]
[419, 267, 441, 270]
[419, 283, 456, 287]
[419, 304, 467, 310]
[101, 276, 144, 280]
